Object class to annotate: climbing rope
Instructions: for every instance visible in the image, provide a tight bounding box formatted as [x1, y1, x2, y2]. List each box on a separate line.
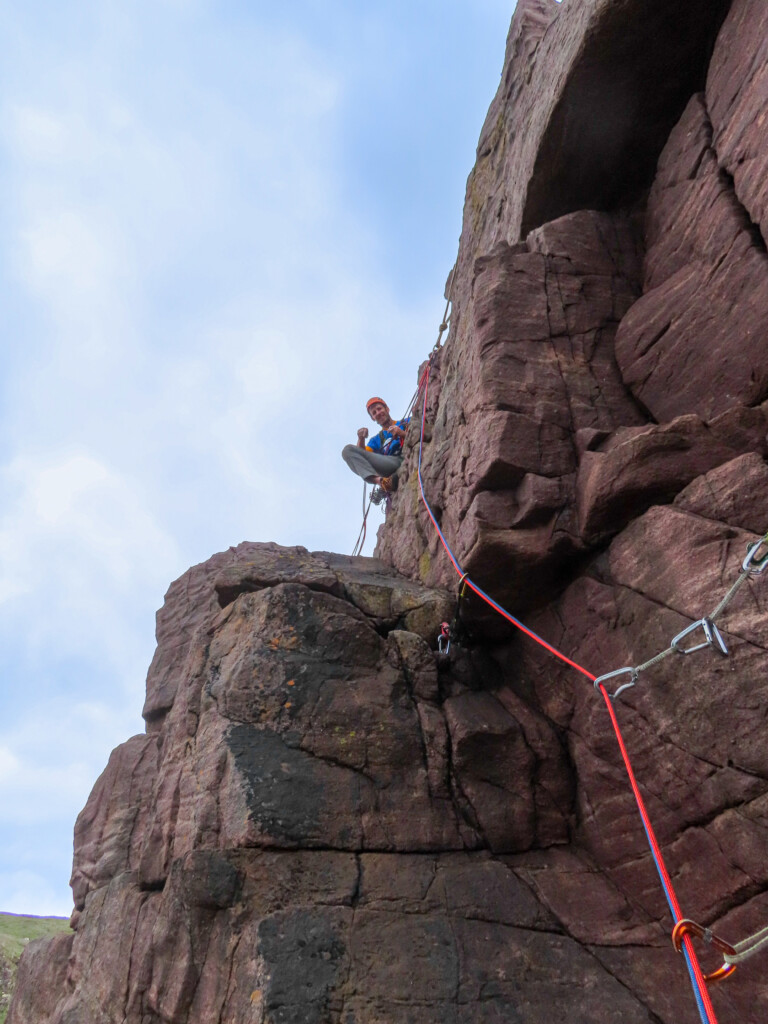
[415, 370, 596, 681]
[351, 482, 373, 557]
[410, 298, 768, 1024]
[402, 292, 452, 423]
[415, 357, 721, 1022]
[350, 290, 451, 558]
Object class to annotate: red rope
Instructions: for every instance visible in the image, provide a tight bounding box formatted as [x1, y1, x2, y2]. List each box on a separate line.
[417, 362, 597, 683]
[600, 686, 718, 1021]
[413, 356, 720, 1024]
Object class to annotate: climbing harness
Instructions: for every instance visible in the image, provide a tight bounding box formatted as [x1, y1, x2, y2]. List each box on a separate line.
[410, 286, 768, 1024]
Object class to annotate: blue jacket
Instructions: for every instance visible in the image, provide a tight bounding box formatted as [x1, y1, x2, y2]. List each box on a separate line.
[366, 418, 410, 457]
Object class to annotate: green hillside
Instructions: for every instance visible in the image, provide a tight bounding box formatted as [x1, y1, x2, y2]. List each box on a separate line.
[0, 913, 71, 1024]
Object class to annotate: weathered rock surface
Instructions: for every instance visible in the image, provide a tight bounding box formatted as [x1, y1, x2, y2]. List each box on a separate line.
[11, 1, 768, 1022]
[380, 0, 768, 614]
[376, 0, 768, 1018]
[7, 933, 72, 1024]
[11, 545, 635, 1024]
[513, 500, 768, 1022]
[614, 90, 768, 421]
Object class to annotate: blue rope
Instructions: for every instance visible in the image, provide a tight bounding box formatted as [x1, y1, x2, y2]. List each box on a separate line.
[416, 356, 717, 1023]
[636, 814, 710, 1024]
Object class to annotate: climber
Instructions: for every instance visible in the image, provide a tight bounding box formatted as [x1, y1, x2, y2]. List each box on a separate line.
[342, 397, 410, 503]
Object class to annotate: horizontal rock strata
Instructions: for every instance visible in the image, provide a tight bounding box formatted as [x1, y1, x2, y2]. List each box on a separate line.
[377, 0, 768, 1018]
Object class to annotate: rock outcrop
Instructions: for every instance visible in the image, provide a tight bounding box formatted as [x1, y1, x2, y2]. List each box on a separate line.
[10, 1, 768, 1022]
[10, 545, 596, 1024]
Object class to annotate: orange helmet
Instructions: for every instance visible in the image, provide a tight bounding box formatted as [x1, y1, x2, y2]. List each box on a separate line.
[366, 396, 387, 415]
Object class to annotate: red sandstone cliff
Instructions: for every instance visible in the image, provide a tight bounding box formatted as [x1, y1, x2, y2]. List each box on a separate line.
[10, 1, 768, 1022]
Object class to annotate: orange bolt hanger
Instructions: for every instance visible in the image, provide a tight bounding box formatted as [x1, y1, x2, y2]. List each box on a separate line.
[672, 919, 737, 984]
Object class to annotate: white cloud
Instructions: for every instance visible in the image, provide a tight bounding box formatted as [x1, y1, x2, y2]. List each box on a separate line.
[7, 104, 68, 161]
[19, 206, 121, 320]
[0, 758, 92, 827]
[0, 748, 21, 783]
[0, 451, 176, 594]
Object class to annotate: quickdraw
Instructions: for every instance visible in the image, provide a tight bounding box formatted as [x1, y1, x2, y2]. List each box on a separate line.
[671, 617, 729, 657]
[595, 529, 768, 699]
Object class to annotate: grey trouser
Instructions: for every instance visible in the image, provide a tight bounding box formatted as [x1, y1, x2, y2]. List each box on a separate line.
[342, 444, 402, 482]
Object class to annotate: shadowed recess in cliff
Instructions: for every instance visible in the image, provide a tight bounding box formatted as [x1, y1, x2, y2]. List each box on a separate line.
[521, 0, 731, 235]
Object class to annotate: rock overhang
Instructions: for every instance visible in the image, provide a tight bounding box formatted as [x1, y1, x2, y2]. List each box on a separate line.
[522, 0, 732, 235]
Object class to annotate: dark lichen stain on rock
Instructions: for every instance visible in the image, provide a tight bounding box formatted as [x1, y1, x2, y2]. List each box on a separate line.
[227, 725, 349, 847]
[257, 910, 348, 1024]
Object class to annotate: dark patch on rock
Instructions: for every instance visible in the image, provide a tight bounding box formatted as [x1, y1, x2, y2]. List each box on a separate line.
[257, 909, 348, 1024]
[227, 725, 354, 848]
[176, 851, 241, 910]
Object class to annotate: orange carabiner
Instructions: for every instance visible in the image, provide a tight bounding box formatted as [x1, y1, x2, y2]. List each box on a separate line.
[672, 919, 737, 984]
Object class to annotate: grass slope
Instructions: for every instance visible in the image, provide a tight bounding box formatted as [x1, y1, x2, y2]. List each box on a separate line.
[0, 913, 71, 1024]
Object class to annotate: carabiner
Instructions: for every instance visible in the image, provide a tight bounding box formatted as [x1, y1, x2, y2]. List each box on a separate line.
[438, 622, 451, 655]
[593, 666, 638, 701]
[671, 617, 729, 657]
[743, 537, 768, 576]
[672, 919, 737, 984]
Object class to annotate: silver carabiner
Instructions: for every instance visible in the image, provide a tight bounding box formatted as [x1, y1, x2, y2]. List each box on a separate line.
[671, 617, 729, 657]
[594, 666, 638, 701]
[743, 538, 768, 576]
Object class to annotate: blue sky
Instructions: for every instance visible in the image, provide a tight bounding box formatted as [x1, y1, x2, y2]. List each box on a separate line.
[0, 0, 519, 915]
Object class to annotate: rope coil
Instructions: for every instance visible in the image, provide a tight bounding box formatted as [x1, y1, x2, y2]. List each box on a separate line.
[351, 483, 373, 557]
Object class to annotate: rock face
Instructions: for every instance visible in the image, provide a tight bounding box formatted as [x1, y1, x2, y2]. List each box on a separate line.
[379, 0, 768, 608]
[10, 545, 593, 1024]
[10, 1, 768, 1022]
